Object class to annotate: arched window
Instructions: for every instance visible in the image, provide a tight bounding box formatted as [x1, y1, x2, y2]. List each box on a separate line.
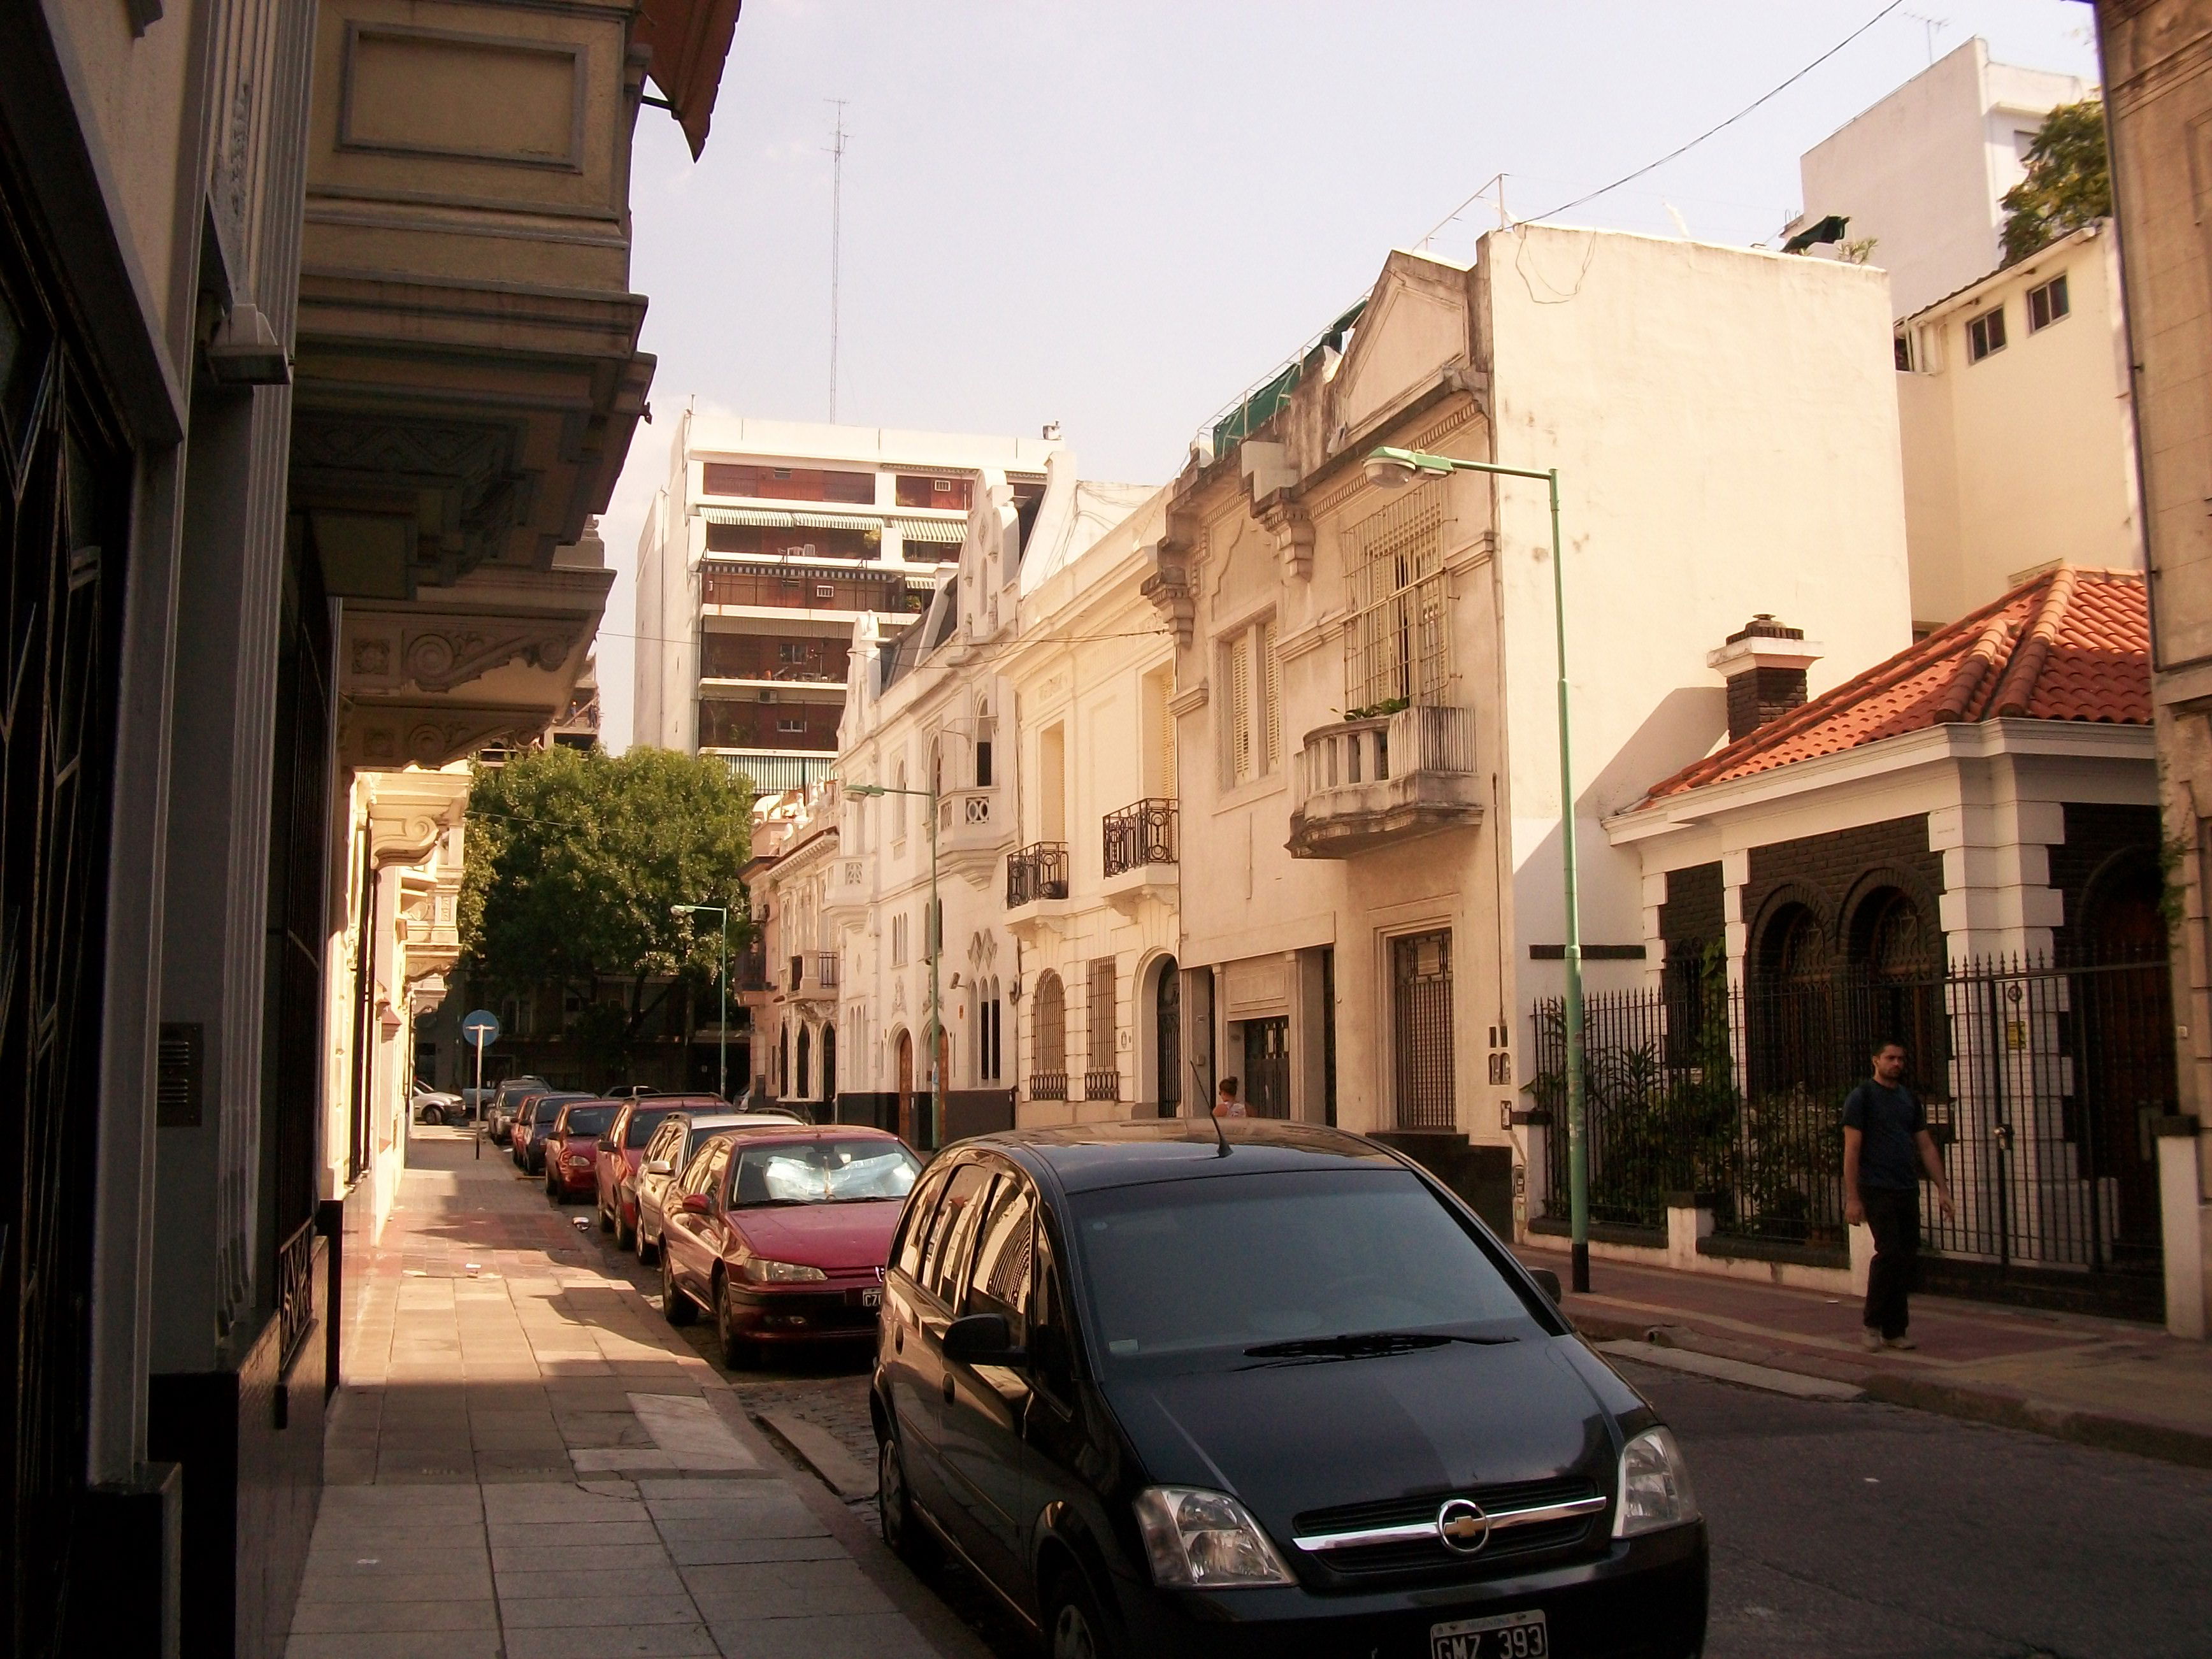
[1751, 901, 1830, 1095]
[2079, 849, 2165, 962]
[1153, 956, 1181, 1117]
[797, 1024, 813, 1100]
[822, 1023, 838, 1105]
[1846, 884, 1943, 1089]
[1849, 886, 1934, 979]
[779, 1024, 791, 1098]
[1032, 972, 1066, 1100]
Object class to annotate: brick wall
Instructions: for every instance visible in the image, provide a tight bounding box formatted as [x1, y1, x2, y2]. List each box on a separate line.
[1659, 862, 1724, 968]
[1742, 814, 1943, 967]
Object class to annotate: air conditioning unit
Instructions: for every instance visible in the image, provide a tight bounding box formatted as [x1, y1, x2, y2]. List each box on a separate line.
[815, 584, 835, 600]
[933, 478, 951, 493]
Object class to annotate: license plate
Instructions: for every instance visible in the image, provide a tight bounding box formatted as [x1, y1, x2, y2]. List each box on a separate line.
[1430, 1609, 1547, 1659]
[860, 1288, 882, 1309]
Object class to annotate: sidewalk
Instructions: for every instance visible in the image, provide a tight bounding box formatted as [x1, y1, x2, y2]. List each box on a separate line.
[1519, 1240, 2212, 1467]
[289, 1132, 987, 1659]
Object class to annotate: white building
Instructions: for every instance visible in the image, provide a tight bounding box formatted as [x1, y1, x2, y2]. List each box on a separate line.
[1152, 230, 1912, 1236]
[1792, 38, 2092, 318]
[632, 414, 1062, 792]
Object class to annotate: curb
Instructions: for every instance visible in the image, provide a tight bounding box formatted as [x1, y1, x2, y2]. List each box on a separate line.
[1569, 1311, 2212, 1470]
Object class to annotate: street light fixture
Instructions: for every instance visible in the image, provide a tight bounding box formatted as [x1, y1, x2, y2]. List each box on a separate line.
[1365, 444, 1592, 1295]
[672, 901, 731, 1101]
[843, 780, 942, 1153]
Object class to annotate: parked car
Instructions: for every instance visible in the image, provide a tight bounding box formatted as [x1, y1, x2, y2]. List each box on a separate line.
[871, 1122, 1708, 1659]
[543, 1099, 622, 1202]
[511, 1090, 591, 1172]
[600, 1083, 659, 1100]
[593, 1095, 724, 1246]
[659, 1125, 919, 1366]
[411, 1083, 463, 1124]
[487, 1075, 549, 1143]
[630, 1109, 806, 1266]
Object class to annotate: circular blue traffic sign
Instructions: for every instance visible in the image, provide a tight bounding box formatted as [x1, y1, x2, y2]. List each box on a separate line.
[461, 1009, 501, 1047]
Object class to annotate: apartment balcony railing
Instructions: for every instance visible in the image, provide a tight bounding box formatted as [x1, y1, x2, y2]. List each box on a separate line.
[811, 952, 839, 990]
[1102, 798, 1177, 877]
[936, 786, 1007, 866]
[1030, 1072, 1069, 1102]
[1288, 703, 1482, 858]
[1082, 1069, 1121, 1102]
[735, 945, 772, 993]
[1005, 841, 1070, 908]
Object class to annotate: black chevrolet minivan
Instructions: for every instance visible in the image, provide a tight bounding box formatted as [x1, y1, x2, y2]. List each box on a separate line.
[871, 1122, 1707, 1659]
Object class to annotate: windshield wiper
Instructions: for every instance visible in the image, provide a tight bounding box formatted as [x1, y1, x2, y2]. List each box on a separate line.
[1240, 1330, 1519, 1363]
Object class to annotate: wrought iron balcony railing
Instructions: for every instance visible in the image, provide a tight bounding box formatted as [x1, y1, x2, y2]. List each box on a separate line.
[1102, 798, 1177, 877]
[1082, 1069, 1121, 1102]
[1030, 1071, 1069, 1101]
[1006, 841, 1070, 907]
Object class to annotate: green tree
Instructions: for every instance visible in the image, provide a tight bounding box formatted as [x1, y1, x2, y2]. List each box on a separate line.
[459, 746, 752, 1079]
[2000, 99, 2111, 266]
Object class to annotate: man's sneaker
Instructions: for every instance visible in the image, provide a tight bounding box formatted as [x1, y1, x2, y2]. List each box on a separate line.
[1858, 1327, 1885, 1352]
[1885, 1334, 1918, 1351]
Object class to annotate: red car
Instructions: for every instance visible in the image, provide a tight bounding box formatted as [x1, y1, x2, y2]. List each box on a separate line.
[543, 1098, 622, 1200]
[659, 1126, 921, 1367]
[593, 1095, 724, 1246]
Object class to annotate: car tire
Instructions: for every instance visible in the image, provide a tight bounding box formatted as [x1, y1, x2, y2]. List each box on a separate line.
[1045, 1569, 1119, 1659]
[714, 1272, 759, 1370]
[598, 1196, 614, 1233]
[636, 1219, 659, 1267]
[661, 1249, 696, 1326]
[877, 1430, 938, 1570]
[422, 1105, 443, 1126]
[614, 1202, 634, 1251]
[545, 1171, 561, 1202]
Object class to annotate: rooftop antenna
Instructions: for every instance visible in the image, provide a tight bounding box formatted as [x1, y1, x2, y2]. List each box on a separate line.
[1192, 1059, 1230, 1156]
[1904, 11, 1947, 66]
[826, 99, 848, 422]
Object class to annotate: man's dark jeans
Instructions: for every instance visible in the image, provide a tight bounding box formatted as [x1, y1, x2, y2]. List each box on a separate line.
[1862, 1185, 1920, 1339]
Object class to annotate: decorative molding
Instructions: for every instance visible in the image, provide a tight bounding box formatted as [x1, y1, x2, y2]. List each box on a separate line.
[1167, 682, 1210, 716]
[343, 703, 540, 770]
[1256, 497, 1315, 581]
[338, 22, 587, 173]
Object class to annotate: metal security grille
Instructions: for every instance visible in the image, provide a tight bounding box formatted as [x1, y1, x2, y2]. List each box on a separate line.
[1031, 972, 1067, 1100]
[1392, 931, 1456, 1129]
[1346, 483, 1448, 712]
[1155, 960, 1181, 1117]
[1088, 959, 1117, 1072]
[1243, 1017, 1291, 1118]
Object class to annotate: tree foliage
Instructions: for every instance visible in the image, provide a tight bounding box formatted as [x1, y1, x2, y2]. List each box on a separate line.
[2000, 99, 2111, 266]
[459, 747, 752, 1074]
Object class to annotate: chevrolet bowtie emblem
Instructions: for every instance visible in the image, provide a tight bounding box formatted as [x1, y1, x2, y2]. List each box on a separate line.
[1436, 1498, 1492, 1555]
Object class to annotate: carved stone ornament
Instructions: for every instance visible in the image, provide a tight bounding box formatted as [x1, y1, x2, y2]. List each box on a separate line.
[1258, 498, 1315, 580]
[1141, 537, 1196, 647]
[401, 624, 582, 694]
[342, 705, 537, 771]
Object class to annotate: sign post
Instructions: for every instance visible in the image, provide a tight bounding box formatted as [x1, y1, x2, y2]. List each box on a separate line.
[461, 1009, 500, 1161]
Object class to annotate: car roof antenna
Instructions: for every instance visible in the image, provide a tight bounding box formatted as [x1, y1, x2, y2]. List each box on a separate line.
[1194, 1061, 1230, 1158]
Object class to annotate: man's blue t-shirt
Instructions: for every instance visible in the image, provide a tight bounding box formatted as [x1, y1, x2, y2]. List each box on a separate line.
[1843, 1080, 1925, 1191]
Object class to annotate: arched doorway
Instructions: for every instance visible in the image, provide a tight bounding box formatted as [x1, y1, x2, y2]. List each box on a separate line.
[2073, 848, 2172, 1266]
[1154, 957, 1180, 1117]
[1033, 972, 1067, 1100]
[822, 1024, 838, 1120]
[895, 1029, 915, 1144]
[779, 1024, 791, 1099]
[796, 1025, 812, 1106]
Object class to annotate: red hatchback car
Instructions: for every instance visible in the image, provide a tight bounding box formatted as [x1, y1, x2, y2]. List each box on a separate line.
[543, 1098, 622, 1201]
[592, 1095, 724, 1246]
[659, 1126, 920, 1367]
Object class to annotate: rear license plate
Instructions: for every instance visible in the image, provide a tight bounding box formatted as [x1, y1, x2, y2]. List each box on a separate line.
[860, 1288, 882, 1309]
[1430, 1609, 1546, 1659]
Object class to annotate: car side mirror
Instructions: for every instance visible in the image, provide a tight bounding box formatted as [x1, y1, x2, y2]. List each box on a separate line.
[1529, 1268, 1562, 1305]
[679, 1193, 712, 1215]
[942, 1312, 1024, 1367]
[644, 1159, 672, 1176]
[597, 1136, 615, 1152]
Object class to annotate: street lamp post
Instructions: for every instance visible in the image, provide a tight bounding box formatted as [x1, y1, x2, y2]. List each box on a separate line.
[671, 902, 731, 1100]
[844, 782, 942, 1152]
[1365, 445, 1591, 1294]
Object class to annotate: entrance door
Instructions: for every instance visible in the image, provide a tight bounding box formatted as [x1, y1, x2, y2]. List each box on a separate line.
[1242, 1018, 1289, 1118]
[822, 1024, 837, 1117]
[896, 1030, 915, 1144]
[1392, 930, 1455, 1129]
[1154, 959, 1179, 1117]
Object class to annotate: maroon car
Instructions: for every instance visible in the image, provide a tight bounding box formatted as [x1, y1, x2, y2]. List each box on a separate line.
[659, 1126, 920, 1367]
[593, 1095, 724, 1246]
[543, 1098, 622, 1201]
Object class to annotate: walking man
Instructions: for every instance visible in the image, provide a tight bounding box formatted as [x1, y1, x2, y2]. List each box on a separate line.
[1842, 1040, 1955, 1351]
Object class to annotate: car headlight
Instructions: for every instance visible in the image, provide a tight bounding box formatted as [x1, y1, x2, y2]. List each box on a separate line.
[1612, 1427, 1699, 1537]
[1131, 1487, 1295, 1588]
[742, 1258, 828, 1284]
[566, 1154, 593, 1168]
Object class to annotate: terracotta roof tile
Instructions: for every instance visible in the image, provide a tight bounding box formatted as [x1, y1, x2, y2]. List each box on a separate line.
[1635, 566, 2148, 806]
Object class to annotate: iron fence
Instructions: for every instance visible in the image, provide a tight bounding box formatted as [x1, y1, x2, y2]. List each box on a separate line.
[1531, 952, 2172, 1278]
[1007, 841, 1069, 907]
[277, 1217, 317, 1367]
[1103, 799, 1178, 876]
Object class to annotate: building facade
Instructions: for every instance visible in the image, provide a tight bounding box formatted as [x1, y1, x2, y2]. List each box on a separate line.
[631, 415, 1063, 793]
[1151, 231, 1912, 1239]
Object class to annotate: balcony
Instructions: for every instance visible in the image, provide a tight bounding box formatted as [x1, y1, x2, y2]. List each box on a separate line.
[1101, 798, 1177, 916]
[1005, 841, 1071, 938]
[735, 944, 772, 995]
[1082, 1070, 1122, 1103]
[822, 856, 873, 923]
[786, 951, 838, 998]
[1030, 1072, 1070, 1102]
[936, 786, 1010, 882]
[1288, 705, 1482, 858]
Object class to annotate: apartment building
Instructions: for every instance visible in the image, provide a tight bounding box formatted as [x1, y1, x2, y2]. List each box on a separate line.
[632, 416, 1063, 792]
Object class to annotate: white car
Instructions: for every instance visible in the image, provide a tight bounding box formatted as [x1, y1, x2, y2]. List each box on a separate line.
[631, 1110, 803, 1265]
[411, 1084, 464, 1125]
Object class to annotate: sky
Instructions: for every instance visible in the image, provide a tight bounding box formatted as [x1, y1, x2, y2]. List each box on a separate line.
[596, 0, 2100, 750]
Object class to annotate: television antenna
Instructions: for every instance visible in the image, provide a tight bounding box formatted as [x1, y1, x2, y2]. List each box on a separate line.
[1904, 11, 1947, 66]
[826, 99, 848, 422]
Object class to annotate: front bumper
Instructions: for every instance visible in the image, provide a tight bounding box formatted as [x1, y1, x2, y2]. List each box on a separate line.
[551, 1158, 596, 1193]
[722, 1279, 883, 1345]
[1105, 1522, 1707, 1659]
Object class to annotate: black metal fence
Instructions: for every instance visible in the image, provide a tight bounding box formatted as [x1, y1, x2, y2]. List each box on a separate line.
[1007, 840, 1069, 906]
[1103, 798, 1178, 876]
[1531, 952, 2171, 1280]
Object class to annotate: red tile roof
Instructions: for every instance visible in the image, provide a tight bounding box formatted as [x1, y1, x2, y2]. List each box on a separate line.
[1635, 566, 2148, 806]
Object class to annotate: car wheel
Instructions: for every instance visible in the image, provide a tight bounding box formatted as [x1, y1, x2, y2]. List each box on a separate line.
[877, 1430, 938, 1570]
[422, 1105, 443, 1126]
[598, 1196, 614, 1233]
[661, 1249, 696, 1326]
[545, 1171, 561, 1202]
[614, 1202, 634, 1251]
[636, 1219, 659, 1266]
[1045, 1570, 1118, 1659]
[714, 1272, 753, 1370]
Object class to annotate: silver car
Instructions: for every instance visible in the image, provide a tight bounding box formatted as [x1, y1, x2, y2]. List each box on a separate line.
[631, 1110, 802, 1265]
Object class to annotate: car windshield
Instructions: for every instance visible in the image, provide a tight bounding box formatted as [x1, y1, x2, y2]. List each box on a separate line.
[624, 1107, 678, 1148]
[1068, 1168, 1539, 1372]
[556, 1105, 617, 1137]
[728, 1140, 920, 1207]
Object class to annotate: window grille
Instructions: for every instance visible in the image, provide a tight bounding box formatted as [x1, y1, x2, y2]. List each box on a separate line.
[1088, 959, 1117, 1072]
[1031, 972, 1067, 1098]
[1391, 930, 1456, 1130]
[1346, 483, 1449, 712]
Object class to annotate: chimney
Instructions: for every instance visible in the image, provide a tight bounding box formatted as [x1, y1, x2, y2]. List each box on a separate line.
[1708, 615, 1821, 743]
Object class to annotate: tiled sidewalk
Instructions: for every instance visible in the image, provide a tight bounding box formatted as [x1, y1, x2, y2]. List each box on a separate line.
[290, 1133, 976, 1658]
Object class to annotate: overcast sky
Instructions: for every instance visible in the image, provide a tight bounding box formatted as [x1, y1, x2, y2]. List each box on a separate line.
[596, 0, 2099, 750]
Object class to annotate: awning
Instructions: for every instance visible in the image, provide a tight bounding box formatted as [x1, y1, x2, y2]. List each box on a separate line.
[702, 507, 795, 527]
[793, 512, 881, 532]
[891, 518, 965, 544]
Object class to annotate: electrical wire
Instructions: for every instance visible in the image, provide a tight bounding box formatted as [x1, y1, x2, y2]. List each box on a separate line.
[1523, 1, 1906, 224]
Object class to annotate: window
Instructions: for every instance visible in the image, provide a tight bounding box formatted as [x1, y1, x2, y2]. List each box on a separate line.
[1221, 617, 1279, 787]
[923, 1163, 995, 1305]
[891, 912, 910, 967]
[1088, 959, 1116, 1072]
[894, 474, 974, 510]
[893, 762, 908, 844]
[966, 1175, 1035, 1332]
[776, 715, 808, 735]
[701, 462, 874, 503]
[1967, 306, 2007, 363]
[894, 1160, 955, 1279]
[1032, 971, 1067, 1096]
[1142, 666, 1177, 798]
[1893, 333, 1912, 372]
[1347, 481, 1447, 712]
[2028, 273, 2070, 333]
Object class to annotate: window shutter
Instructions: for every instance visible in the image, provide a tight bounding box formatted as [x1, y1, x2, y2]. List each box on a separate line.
[1230, 635, 1253, 783]
[1258, 619, 1280, 775]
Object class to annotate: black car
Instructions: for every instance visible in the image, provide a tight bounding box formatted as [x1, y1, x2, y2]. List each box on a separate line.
[872, 1122, 1706, 1659]
[514, 1091, 592, 1173]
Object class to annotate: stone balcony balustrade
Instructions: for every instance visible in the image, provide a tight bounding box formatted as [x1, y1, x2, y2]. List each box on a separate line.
[1288, 703, 1483, 858]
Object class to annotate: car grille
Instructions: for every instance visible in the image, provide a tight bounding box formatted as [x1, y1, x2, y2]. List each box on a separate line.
[1292, 1475, 1605, 1579]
